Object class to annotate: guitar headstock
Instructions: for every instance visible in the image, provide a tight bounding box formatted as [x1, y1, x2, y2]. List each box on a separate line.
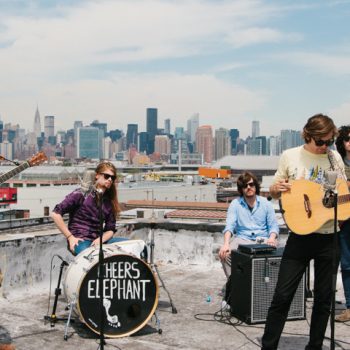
[27, 151, 48, 167]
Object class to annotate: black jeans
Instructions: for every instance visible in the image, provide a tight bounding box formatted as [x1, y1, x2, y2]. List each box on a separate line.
[261, 233, 339, 350]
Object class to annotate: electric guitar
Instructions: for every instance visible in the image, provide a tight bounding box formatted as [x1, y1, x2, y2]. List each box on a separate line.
[0, 152, 48, 184]
[280, 178, 350, 235]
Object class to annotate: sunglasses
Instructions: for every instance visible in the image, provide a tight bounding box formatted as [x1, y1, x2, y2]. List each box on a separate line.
[100, 173, 116, 182]
[243, 181, 255, 189]
[343, 136, 350, 142]
[313, 138, 334, 147]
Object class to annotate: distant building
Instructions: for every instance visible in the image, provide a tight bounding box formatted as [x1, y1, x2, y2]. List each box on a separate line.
[155, 135, 171, 155]
[252, 120, 260, 138]
[164, 118, 171, 135]
[268, 136, 280, 156]
[77, 127, 100, 159]
[146, 108, 158, 154]
[187, 113, 199, 144]
[174, 127, 185, 140]
[126, 124, 138, 149]
[0, 119, 3, 143]
[139, 132, 148, 153]
[246, 137, 262, 155]
[196, 125, 213, 164]
[280, 129, 303, 152]
[44, 116, 55, 139]
[109, 129, 123, 142]
[229, 128, 239, 154]
[0, 141, 13, 160]
[215, 128, 231, 160]
[90, 120, 107, 136]
[33, 106, 41, 138]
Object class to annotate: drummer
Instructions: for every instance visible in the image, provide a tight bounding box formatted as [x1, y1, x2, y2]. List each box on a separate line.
[51, 161, 127, 255]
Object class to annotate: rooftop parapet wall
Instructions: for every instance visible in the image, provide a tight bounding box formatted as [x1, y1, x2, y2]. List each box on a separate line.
[0, 219, 289, 297]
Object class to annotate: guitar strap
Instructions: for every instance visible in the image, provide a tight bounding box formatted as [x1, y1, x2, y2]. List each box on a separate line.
[327, 148, 347, 181]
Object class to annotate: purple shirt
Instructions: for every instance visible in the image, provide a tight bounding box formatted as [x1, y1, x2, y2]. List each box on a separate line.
[53, 189, 116, 241]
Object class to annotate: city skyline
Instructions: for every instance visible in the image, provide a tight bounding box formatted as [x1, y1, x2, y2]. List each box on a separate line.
[1, 1, 350, 137]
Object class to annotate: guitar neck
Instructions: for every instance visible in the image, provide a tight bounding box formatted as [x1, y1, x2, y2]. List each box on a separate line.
[339, 193, 350, 205]
[0, 162, 30, 184]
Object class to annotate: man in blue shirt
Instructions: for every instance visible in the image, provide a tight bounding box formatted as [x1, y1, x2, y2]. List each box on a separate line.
[219, 171, 279, 277]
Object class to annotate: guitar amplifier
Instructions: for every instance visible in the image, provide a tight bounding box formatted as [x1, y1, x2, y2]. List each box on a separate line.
[230, 248, 305, 324]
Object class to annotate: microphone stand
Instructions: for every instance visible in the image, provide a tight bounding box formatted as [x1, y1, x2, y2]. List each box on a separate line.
[97, 190, 105, 350]
[329, 186, 339, 350]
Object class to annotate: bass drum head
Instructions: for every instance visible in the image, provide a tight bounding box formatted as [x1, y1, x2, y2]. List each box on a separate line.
[78, 253, 158, 338]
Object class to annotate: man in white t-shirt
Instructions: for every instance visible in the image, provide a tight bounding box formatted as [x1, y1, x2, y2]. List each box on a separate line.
[261, 114, 346, 350]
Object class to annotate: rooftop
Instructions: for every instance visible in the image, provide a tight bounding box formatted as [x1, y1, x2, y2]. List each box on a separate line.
[0, 219, 349, 350]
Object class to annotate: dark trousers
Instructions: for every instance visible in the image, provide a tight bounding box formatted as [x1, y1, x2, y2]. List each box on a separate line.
[261, 233, 339, 350]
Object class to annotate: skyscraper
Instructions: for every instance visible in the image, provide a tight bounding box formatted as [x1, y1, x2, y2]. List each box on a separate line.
[187, 113, 199, 144]
[44, 116, 55, 138]
[33, 106, 41, 138]
[252, 120, 260, 138]
[155, 135, 171, 155]
[215, 128, 231, 160]
[146, 108, 158, 154]
[126, 124, 138, 149]
[164, 119, 171, 135]
[77, 127, 100, 159]
[196, 125, 213, 164]
[139, 132, 148, 153]
[280, 130, 303, 152]
[229, 129, 239, 154]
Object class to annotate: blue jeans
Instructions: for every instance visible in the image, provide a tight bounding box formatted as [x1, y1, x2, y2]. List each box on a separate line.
[261, 232, 339, 350]
[73, 237, 129, 255]
[340, 220, 350, 309]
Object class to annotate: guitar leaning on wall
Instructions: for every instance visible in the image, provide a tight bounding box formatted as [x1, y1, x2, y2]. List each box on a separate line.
[279, 178, 350, 235]
[0, 152, 48, 184]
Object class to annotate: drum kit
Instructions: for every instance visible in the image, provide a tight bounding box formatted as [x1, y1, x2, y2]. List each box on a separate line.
[45, 236, 176, 342]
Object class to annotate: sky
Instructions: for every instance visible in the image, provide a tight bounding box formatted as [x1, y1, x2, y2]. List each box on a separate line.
[1, 0, 350, 138]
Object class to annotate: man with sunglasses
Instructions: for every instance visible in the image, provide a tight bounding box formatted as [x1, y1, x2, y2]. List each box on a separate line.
[219, 171, 279, 279]
[262, 114, 346, 350]
[51, 161, 126, 255]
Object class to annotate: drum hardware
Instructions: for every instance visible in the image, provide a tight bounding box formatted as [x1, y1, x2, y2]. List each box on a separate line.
[148, 220, 177, 315]
[63, 245, 159, 339]
[64, 296, 76, 341]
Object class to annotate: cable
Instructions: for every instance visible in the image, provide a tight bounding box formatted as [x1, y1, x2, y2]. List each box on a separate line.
[45, 254, 56, 317]
[12, 329, 59, 340]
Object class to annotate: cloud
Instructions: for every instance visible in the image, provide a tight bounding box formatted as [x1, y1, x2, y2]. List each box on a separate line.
[273, 51, 350, 75]
[0, 0, 287, 71]
[330, 101, 350, 126]
[225, 27, 302, 48]
[36, 72, 266, 135]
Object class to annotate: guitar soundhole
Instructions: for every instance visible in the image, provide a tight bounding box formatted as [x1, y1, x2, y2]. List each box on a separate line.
[303, 194, 312, 218]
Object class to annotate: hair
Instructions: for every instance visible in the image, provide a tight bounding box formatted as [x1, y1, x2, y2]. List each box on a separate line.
[335, 125, 350, 160]
[237, 171, 260, 196]
[302, 113, 338, 143]
[95, 161, 120, 217]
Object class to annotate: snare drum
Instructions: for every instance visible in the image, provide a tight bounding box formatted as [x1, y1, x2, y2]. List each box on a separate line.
[63, 243, 158, 337]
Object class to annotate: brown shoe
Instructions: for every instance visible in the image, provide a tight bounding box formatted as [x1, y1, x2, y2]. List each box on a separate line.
[335, 309, 350, 322]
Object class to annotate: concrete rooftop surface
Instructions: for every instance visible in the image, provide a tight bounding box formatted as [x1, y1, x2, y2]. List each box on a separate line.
[0, 220, 349, 350]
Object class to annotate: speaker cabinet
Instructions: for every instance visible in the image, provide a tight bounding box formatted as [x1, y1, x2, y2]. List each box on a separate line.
[230, 248, 305, 324]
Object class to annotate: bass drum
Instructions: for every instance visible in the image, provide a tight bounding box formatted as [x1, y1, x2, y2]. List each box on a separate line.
[63, 241, 158, 338]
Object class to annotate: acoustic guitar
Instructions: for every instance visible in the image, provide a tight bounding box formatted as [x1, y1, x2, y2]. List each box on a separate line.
[0, 152, 48, 184]
[279, 178, 350, 235]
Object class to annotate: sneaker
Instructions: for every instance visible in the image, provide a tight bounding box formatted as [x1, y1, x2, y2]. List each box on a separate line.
[221, 300, 230, 311]
[335, 309, 350, 322]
